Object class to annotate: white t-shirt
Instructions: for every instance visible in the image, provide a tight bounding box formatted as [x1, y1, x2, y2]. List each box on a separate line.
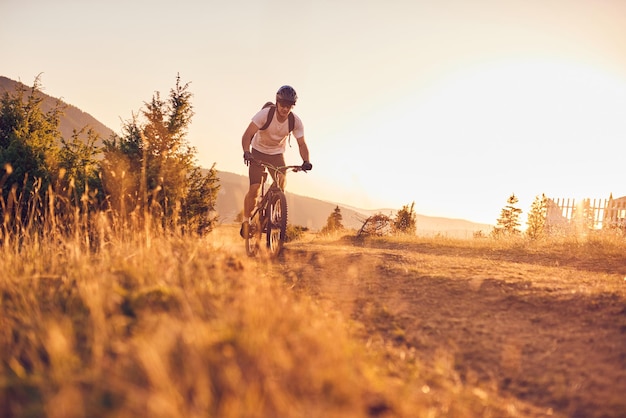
[250, 107, 304, 155]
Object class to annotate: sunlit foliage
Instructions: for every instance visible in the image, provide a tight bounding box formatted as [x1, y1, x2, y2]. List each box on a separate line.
[392, 202, 417, 235]
[321, 205, 344, 234]
[526, 193, 548, 239]
[492, 193, 522, 237]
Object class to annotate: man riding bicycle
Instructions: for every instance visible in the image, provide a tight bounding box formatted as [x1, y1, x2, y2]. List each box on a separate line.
[240, 85, 312, 238]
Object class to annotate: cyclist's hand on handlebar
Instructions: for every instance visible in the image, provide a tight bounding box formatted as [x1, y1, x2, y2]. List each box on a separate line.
[243, 151, 254, 166]
[301, 161, 313, 172]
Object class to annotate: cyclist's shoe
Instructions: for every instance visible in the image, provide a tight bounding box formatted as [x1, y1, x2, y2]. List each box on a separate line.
[240, 221, 249, 239]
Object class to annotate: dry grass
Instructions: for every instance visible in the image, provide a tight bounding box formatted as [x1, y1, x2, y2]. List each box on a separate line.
[0, 231, 393, 418]
[2, 224, 625, 417]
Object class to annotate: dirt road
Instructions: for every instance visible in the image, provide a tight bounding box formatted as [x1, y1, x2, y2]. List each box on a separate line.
[278, 237, 626, 418]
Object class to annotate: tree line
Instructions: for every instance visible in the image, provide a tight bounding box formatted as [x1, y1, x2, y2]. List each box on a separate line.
[0, 74, 219, 244]
[492, 192, 623, 239]
[321, 192, 622, 240]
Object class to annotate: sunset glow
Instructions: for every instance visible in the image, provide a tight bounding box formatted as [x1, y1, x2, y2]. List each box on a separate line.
[3, 0, 626, 225]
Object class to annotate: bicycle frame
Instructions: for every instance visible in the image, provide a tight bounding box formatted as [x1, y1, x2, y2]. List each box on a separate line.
[245, 159, 305, 257]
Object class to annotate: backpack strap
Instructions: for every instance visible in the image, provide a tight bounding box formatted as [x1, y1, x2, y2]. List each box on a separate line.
[259, 105, 275, 131]
[288, 112, 295, 133]
[259, 104, 296, 134]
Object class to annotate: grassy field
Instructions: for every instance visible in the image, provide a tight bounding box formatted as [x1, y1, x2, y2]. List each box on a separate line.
[2, 225, 625, 417]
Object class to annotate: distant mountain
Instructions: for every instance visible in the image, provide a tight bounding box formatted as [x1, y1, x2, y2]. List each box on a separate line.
[1, 75, 492, 237]
[216, 171, 493, 237]
[0, 76, 114, 143]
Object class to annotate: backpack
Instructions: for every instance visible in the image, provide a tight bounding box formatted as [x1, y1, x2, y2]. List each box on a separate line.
[259, 101, 295, 133]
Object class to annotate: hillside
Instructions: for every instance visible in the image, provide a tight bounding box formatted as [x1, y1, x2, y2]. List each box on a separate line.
[216, 171, 493, 236]
[0, 76, 114, 143]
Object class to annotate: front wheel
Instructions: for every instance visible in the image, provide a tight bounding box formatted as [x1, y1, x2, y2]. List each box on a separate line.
[266, 191, 288, 257]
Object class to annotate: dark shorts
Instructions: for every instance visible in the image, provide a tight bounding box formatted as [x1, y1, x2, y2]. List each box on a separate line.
[249, 148, 286, 185]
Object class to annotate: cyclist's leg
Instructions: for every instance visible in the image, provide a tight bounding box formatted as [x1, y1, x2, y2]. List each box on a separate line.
[241, 159, 264, 238]
[241, 184, 260, 238]
[275, 170, 287, 190]
[244, 156, 265, 218]
[275, 154, 287, 189]
[244, 183, 261, 219]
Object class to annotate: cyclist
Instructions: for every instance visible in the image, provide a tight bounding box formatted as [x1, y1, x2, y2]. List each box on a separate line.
[240, 85, 312, 238]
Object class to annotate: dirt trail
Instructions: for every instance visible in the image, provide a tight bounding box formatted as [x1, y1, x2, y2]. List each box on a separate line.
[279, 239, 626, 418]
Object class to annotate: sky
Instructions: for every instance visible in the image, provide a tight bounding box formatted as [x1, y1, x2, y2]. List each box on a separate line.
[2, 0, 626, 225]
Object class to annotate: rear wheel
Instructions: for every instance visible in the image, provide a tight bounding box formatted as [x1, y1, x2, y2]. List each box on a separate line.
[266, 191, 288, 257]
[245, 215, 262, 257]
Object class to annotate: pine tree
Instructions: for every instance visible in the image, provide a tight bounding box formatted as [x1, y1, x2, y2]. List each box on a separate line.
[182, 165, 220, 234]
[0, 75, 63, 226]
[58, 127, 103, 208]
[526, 193, 548, 239]
[321, 205, 344, 233]
[392, 202, 417, 235]
[0, 76, 111, 239]
[101, 74, 219, 232]
[492, 193, 522, 237]
[141, 74, 196, 225]
[100, 115, 144, 220]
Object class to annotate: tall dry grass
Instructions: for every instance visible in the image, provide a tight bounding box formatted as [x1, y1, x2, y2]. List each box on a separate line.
[1, 225, 407, 418]
[0, 179, 390, 417]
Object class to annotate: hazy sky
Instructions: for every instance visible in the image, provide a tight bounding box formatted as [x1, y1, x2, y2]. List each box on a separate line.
[3, 0, 626, 225]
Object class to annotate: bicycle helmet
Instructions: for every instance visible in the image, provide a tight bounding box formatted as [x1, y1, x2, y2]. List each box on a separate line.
[276, 85, 298, 104]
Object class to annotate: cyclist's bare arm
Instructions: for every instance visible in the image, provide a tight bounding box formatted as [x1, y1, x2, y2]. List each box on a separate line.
[295, 135, 310, 162]
[242, 122, 258, 153]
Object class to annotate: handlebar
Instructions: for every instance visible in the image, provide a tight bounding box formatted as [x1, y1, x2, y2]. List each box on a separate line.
[248, 158, 309, 174]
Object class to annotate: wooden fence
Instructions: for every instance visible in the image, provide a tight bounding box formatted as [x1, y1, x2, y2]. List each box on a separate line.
[547, 197, 626, 231]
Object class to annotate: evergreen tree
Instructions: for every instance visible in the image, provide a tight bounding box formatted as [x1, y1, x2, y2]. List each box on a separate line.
[321, 205, 344, 233]
[101, 74, 219, 232]
[0, 75, 110, 239]
[526, 193, 548, 239]
[182, 165, 220, 234]
[100, 115, 144, 220]
[492, 193, 522, 237]
[0, 75, 62, 226]
[392, 202, 417, 235]
[142, 74, 196, 224]
[58, 127, 103, 208]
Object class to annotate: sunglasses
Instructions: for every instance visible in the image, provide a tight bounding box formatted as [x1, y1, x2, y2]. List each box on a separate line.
[277, 100, 295, 108]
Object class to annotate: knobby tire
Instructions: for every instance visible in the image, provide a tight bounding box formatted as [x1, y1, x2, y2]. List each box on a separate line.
[266, 191, 288, 257]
